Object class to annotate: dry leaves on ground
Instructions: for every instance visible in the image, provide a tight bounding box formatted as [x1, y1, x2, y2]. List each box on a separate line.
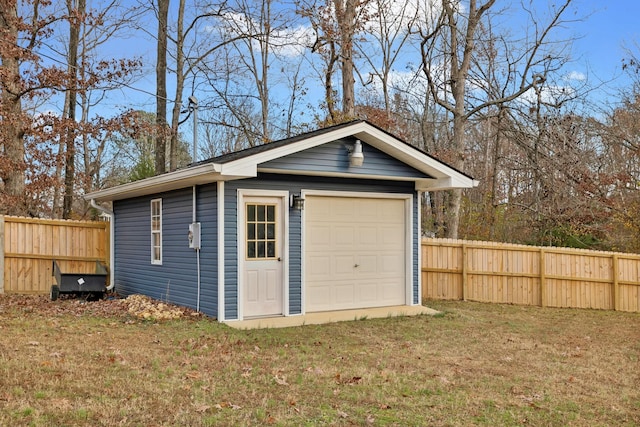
[0, 293, 201, 321]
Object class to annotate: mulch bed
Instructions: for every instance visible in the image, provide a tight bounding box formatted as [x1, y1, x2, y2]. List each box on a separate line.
[0, 293, 202, 321]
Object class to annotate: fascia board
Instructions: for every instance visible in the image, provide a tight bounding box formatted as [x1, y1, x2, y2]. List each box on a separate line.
[219, 162, 258, 178]
[416, 177, 480, 191]
[84, 163, 222, 201]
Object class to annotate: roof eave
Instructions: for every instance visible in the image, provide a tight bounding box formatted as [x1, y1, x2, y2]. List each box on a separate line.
[84, 163, 222, 202]
[416, 178, 480, 191]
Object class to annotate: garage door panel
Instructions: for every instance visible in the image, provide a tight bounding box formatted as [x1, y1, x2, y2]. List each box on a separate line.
[381, 281, 405, 300]
[335, 283, 355, 304]
[358, 226, 378, 245]
[358, 283, 378, 302]
[334, 255, 356, 274]
[381, 225, 404, 244]
[332, 198, 355, 218]
[305, 195, 408, 312]
[380, 254, 404, 274]
[306, 286, 332, 308]
[308, 230, 331, 254]
[307, 255, 331, 277]
[356, 255, 377, 273]
[380, 200, 405, 219]
[334, 226, 355, 245]
[356, 199, 379, 220]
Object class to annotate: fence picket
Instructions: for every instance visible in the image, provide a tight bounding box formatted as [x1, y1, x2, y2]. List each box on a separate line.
[1, 216, 109, 294]
[422, 238, 640, 313]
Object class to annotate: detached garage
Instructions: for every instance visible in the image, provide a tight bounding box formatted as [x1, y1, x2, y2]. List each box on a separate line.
[85, 120, 476, 324]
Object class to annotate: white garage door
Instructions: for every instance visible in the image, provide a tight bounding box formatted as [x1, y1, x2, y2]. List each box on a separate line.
[305, 195, 407, 312]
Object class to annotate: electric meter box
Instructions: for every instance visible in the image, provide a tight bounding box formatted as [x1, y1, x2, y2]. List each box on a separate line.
[188, 222, 201, 249]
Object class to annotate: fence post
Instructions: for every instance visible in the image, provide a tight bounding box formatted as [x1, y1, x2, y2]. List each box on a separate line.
[0, 215, 4, 294]
[540, 248, 546, 307]
[612, 254, 619, 311]
[462, 244, 467, 301]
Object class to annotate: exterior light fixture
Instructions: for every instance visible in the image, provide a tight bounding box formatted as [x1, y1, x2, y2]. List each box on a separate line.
[349, 140, 364, 167]
[290, 194, 305, 210]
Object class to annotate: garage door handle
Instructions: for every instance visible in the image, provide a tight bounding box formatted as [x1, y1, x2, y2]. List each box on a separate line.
[278, 257, 281, 262]
[354, 264, 359, 268]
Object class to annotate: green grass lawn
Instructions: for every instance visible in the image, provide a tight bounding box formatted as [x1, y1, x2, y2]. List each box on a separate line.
[1, 297, 639, 426]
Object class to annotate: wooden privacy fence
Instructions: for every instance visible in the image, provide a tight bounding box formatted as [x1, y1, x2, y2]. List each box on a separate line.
[0, 216, 109, 294]
[422, 238, 640, 312]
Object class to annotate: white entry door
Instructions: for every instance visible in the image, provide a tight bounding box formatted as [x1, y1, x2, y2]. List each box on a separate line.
[305, 195, 408, 312]
[243, 196, 284, 317]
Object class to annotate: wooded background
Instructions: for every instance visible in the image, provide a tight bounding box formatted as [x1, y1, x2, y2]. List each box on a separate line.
[1, 0, 640, 253]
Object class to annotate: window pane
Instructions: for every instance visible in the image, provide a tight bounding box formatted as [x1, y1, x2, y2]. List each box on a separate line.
[257, 223, 265, 239]
[267, 205, 275, 221]
[150, 200, 162, 264]
[247, 241, 256, 258]
[247, 223, 255, 239]
[267, 241, 275, 258]
[267, 223, 275, 239]
[257, 241, 265, 258]
[247, 204, 256, 221]
[257, 205, 265, 221]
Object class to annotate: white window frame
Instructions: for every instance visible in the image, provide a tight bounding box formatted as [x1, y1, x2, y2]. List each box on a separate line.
[151, 198, 163, 265]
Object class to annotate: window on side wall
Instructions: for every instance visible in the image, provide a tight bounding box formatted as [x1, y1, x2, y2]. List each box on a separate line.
[151, 198, 162, 265]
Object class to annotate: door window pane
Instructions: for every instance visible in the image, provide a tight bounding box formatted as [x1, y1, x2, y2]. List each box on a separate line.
[246, 202, 277, 260]
[247, 204, 256, 221]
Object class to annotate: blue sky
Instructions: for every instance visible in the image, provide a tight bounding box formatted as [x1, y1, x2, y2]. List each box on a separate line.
[81, 0, 640, 119]
[567, 1, 640, 95]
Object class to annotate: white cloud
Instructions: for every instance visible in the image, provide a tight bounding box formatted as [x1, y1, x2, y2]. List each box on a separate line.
[270, 25, 315, 58]
[214, 12, 313, 58]
[565, 70, 586, 82]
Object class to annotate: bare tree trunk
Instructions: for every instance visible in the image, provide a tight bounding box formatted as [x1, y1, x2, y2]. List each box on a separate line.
[325, 40, 338, 122]
[333, 0, 356, 118]
[259, 0, 270, 140]
[62, 0, 85, 219]
[0, 0, 26, 215]
[155, 0, 169, 174]
[169, 0, 185, 171]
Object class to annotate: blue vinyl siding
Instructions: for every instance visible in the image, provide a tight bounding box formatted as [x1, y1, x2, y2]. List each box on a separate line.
[113, 184, 218, 317]
[223, 187, 238, 320]
[413, 193, 419, 304]
[260, 139, 431, 179]
[196, 185, 218, 316]
[225, 174, 417, 318]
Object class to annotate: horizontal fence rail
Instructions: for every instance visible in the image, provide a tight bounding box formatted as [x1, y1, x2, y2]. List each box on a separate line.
[0, 216, 109, 294]
[422, 238, 640, 312]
